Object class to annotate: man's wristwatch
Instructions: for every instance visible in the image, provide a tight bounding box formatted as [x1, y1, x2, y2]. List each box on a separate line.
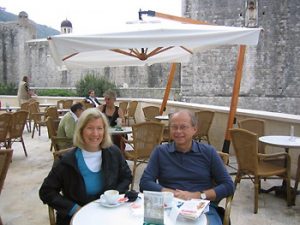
[200, 192, 207, 200]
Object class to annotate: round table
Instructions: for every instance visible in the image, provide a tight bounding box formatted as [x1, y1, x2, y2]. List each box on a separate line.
[259, 135, 300, 152]
[108, 126, 132, 135]
[155, 115, 169, 121]
[71, 195, 207, 225]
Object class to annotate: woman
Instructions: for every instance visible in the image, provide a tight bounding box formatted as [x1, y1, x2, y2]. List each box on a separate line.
[17, 76, 31, 106]
[39, 108, 132, 225]
[98, 89, 125, 127]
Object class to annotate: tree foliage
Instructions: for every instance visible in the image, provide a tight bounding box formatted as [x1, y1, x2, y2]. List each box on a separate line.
[75, 74, 117, 97]
[0, 83, 17, 95]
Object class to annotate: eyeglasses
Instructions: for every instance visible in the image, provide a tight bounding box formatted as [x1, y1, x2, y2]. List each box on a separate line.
[170, 124, 191, 131]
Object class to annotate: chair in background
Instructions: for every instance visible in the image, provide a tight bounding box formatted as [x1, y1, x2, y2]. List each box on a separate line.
[20, 102, 31, 132]
[142, 106, 160, 122]
[293, 155, 300, 205]
[45, 106, 59, 121]
[81, 100, 94, 110]
[46, 117, 73, 152]
[7, 110, 29, 157]
[125, 101, 138, 126]
[63, 100, 73, 109]
[230, 128, 291, 213]
[0, 113, 12, 149]
[119, 101, 129, 115]
[238, 118, 266, 154]
[56, 100, 64, 109]
[29, 101, 46, 138]
[123, 121, 164, 190]
[0, 149, 13, 225]
[194, 110, 215, 144]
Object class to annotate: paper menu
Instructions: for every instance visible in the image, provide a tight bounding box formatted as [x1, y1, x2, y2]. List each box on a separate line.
[178, 199, 210, 220]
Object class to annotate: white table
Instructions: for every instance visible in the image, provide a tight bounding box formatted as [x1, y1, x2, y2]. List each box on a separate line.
[155, 115, 169, 121]
[108, 126, 132, 135]
[71, 195, 207, 225]
[259, 135, 300, 152]
[259, 135, 300, 202]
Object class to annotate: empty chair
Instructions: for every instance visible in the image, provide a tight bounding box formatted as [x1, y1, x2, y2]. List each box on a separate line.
[63, 99, 73, 109]
[81, 100, 94, 110]
[142, 106, 160, 122]
[45, 106, 59, 121]
[0, 113, 12, 149]
[123, 121, 164, 190]
[230, 128, 291, 213]
[125, 101, 138, 126]
[56, 100, 64, 109]
[238, 118, 266, 154]
[194, 110, 215, 144]
[0, 148, 13, 225]
[29, 101, 46, 138]
[118, 101, 129, 115]
[20, 101, 31, 132]
[7, 110, 29, 157]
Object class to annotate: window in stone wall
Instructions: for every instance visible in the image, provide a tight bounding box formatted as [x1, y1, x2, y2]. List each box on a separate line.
[245, 0, 258, 27]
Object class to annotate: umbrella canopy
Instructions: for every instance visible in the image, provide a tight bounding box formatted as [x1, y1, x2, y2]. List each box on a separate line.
[48, 21, 262, 69]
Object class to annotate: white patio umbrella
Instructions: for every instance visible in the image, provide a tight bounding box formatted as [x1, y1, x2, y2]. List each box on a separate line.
[48, 14, 262, 152]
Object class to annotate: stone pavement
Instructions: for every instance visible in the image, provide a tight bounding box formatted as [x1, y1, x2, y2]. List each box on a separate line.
[0, 127, 299, 225]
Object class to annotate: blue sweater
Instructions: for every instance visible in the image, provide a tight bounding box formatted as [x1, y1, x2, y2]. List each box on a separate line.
[139, 141, 234, 201]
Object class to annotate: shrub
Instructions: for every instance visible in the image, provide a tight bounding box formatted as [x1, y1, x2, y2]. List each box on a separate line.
[0, 83, 18, 95]
[36, 89, 77, 97]
[75, 74, 117, 97]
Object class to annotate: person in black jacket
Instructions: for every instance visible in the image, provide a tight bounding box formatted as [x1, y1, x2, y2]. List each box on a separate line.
[39, 108, 132, 225]
[85, 89, 101, 107]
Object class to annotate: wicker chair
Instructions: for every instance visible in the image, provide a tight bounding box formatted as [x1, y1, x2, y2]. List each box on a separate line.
[238, 118, 266, 154]
[230, 128, 291, 213]
[45, 117, 73, 152]
[194, 110, 215, 144]
[0, 149, 13, 225]
[29, 101, 46, 138]
[142, 106, 160, 122]
[0, 113, 12, 149]
[63, 100, 73, 109]
[45, 106, 59, 121]
[7, 111, 29, 157]
[123, 121, 164, 190]
[20, 101, 31, 132]
[125, 101, 138, 126]
[118, 101, 129, 115]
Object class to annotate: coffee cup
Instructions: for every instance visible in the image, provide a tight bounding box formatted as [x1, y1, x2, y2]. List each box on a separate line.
[104, 190, 119, 205]
[163, 192, 174, 208]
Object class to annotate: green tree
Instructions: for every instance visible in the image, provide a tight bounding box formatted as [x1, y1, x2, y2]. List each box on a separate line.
[75, 74, 117, 97]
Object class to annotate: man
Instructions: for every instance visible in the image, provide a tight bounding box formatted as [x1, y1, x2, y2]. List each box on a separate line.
[139, 110, 234, 225]
[57, 102, 84, 149]
[85, 90, 101, 107]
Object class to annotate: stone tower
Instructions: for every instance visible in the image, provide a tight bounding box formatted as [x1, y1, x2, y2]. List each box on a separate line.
[60, 19, 72, 34]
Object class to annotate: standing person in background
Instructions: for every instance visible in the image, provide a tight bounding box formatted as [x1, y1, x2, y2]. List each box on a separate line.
[85, 89, 101, 107]
[17, 76, 31, 106]
[57, 103, 84, 149]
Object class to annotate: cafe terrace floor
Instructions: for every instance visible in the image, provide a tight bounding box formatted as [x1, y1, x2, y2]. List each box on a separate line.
[0, 127, 299, 225]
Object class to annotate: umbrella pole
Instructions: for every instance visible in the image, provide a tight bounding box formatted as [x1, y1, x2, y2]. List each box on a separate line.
[160, 63, 177, 115]
[222, 45, 246, 153]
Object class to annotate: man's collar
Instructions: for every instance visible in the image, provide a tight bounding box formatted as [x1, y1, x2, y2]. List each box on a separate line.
[168, 141, 197, 153]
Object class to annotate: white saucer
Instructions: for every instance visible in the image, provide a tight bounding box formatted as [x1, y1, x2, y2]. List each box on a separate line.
[98, 195, 127, 208]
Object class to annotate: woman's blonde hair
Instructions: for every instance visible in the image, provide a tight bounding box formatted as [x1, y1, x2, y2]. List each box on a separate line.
[103, 89, 117, 100]
[73, 108, 113, 149]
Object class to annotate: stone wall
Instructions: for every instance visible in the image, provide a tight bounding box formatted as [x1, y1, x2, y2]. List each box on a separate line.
[182, 0, 300, 114]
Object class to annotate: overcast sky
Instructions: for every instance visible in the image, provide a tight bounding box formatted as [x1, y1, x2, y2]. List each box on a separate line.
[1, 0, 182, 34]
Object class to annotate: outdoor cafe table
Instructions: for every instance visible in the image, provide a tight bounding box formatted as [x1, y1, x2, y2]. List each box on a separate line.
[70, 194, 208, 225]
[259, 135, 300, 203]
[155, 115, 169, 121]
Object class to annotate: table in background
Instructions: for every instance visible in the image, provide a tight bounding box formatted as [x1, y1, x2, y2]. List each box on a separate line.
[71, 195, 207, 225]
[155, 115, 169, 121]
[259, 135, 300, 204]
[108, 126, 132, 135]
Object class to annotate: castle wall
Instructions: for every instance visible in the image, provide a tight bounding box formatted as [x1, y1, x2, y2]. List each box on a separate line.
[182, 0, 300, 114]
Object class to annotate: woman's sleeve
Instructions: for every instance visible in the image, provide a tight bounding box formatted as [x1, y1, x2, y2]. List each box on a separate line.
[39, 162, 77, 218]
[116, 151, 133, 193]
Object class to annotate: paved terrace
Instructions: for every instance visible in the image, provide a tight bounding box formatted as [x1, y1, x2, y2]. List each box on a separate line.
[0, 127, 299, 225]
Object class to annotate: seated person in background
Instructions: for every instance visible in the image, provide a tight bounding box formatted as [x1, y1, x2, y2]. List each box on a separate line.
[139, 110, 234, 225]
[39, 108, 132, 225]
[85, 89, 101, 107]
[56, 102, 84, 149]
[98, 89, 125, 150]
